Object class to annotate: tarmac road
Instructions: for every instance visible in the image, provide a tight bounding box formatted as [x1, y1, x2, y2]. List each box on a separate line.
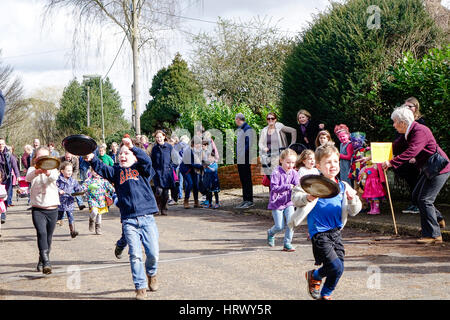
[0, 199, 449, 300]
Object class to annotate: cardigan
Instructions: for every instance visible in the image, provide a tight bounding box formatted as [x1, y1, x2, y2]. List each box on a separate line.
[259, 122, 297, 154]
[390, 121, 450, 175]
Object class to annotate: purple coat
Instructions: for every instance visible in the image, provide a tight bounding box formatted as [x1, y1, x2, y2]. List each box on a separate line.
[268, 166, 300, 210]
[390, 121, 450, 175]
[57, 174, 82, 212]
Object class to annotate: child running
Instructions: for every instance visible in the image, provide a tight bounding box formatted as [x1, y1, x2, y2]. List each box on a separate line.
[82, 167, 115, 235]
[289, 142, 362, 300]
[84, 137, 160, 300]
[296, 149, 320, 179]
[26, 146, 60, 274]
[56, 161, 83, 238]
[202, 150, 220, 208]
[267, 148, 300, 252]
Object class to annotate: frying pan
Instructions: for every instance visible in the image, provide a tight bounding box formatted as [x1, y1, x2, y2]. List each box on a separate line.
[62, 134, 97, 156]
[300, 174, 340, 198]
[35, 156, 61, 170]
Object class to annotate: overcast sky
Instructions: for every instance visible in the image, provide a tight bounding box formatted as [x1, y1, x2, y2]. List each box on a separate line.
[1, 0, 447, 122]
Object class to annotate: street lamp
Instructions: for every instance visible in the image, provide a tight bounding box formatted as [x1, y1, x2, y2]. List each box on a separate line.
[83, 74, 105, 143]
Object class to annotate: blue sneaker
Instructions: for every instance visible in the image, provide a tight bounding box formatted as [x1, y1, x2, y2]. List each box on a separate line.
[283, 243, 295, 252]
[267, 230, 275, 247]
[202, 201, 211, 208]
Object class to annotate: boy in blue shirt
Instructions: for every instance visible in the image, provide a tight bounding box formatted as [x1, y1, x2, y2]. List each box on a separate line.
[84, 137, 159, 300]
[290, 143, 362, 300]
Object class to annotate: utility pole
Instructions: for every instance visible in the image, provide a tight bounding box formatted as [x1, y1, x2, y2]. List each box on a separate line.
[86, 86, 90, 127]
[100, 78, 105, 143]
[131, 0, 141, 134]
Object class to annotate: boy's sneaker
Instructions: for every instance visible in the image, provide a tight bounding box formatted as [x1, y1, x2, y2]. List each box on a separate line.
[213, 203, 220, 209]
[56, 220, 63, 226]
[267, 231, 275, 247]
[201, 201, 211, 208]
[283, 244, 295, 252]
[200, 200, 209, 205]
[135, 289, 147, 300]
[320, 295, 332, 300]
[305, 270, 322, 300]
[147, 275, 159, 292]
[115, 245, 124, 259]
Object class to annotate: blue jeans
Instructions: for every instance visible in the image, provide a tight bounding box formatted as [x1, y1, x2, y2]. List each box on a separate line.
[58, 211, 74, 224]
[268, 206, 294, 246]
[182, 170, 199, 201]
[177, 168, 183, 199]
[122, 214, 159, 290]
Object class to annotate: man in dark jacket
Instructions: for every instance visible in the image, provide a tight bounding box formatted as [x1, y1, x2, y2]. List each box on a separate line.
[235, 113, 256, 209]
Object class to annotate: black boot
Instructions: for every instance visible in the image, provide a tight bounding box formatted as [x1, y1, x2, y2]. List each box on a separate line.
[69, 223, 79, 238]
[36, 256, 43, 272]
[40, 249, 52, 275]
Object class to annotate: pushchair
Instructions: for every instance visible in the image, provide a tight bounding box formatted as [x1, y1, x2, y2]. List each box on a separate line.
[16, 176, 30, 202]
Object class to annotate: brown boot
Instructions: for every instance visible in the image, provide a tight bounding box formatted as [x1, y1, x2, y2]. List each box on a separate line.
[69, 223, 79, 238]
[439, 219, 446, 229]
[89, 218, 94, 232]
[95, 223, 102, 235]
[194, 200, 201, 208]
[417, 236, 443, 244]
[147, 274, 159, 292]
[135, 288, 147, 300]
[184, 199, 190, 209]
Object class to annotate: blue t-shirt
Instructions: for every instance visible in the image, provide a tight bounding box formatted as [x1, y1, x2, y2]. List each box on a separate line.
[307, 181, 345, 238]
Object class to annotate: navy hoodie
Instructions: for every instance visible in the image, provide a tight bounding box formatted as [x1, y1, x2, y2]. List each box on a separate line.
[90, 146, 159, 221]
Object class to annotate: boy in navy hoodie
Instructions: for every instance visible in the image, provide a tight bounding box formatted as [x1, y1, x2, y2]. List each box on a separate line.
[85, 137, 159, 300]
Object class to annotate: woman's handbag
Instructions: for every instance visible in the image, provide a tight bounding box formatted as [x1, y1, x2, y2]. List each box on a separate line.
[105, 195, 114, 207]
[422, 146, 449, 179]
[262, 175, 271, 187]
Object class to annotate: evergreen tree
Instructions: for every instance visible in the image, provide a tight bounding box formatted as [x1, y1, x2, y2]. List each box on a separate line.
[140, 53, 206, 134]
[56, 77, 128, 141]
[280, 0, 445, 141]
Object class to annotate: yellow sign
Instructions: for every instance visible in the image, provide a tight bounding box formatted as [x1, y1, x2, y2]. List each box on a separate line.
[371, 142, 393, 163]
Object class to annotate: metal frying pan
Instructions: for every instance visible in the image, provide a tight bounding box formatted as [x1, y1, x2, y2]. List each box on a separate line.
[300, 174, 340, 198]
[35, 156, 61, 170]
[62, 134, 97, 156]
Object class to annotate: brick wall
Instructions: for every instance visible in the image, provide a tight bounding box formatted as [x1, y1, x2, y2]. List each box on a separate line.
[218, 157, 264, 189]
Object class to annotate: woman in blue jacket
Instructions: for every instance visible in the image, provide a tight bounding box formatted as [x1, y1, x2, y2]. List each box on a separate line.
[151, 130, 179, 215]
[180, 136, 204, 209]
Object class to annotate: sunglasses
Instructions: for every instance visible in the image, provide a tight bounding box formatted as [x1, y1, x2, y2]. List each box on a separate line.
[267, 117, 276, 121]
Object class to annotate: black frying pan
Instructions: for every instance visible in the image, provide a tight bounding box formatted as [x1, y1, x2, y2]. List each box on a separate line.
[62, 134, 97, 156]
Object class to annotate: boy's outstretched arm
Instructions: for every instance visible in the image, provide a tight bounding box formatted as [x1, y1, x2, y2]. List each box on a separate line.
[84, 153, 116, 182]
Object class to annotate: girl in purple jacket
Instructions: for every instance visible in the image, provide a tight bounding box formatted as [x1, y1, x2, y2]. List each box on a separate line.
[267, 148, 300, 252]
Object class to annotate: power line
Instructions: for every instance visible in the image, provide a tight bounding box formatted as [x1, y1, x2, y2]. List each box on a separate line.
[103, 31, 129, 79]
[1, 48, 70, 60]
[141, 7, 299, 34]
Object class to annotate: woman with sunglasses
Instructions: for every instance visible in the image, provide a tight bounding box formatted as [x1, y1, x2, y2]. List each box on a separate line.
[259, 112, 297, 177]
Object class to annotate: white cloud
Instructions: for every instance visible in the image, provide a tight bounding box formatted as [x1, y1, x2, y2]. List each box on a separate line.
[1, 0, 331, 124]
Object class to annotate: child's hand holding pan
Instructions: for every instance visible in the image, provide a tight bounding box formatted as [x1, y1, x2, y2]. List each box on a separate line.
[300, 175, 340, 201]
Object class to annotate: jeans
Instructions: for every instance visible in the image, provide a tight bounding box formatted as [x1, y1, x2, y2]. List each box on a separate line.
[122, 214, 159, 290]
[412, 171, 449, 238]
[268, 206, 295, 246]
[31, 208, 58, 252]
[183, 170, 199, 201]
[58, 211, 74, 224]
[177, 168, 184, 199]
